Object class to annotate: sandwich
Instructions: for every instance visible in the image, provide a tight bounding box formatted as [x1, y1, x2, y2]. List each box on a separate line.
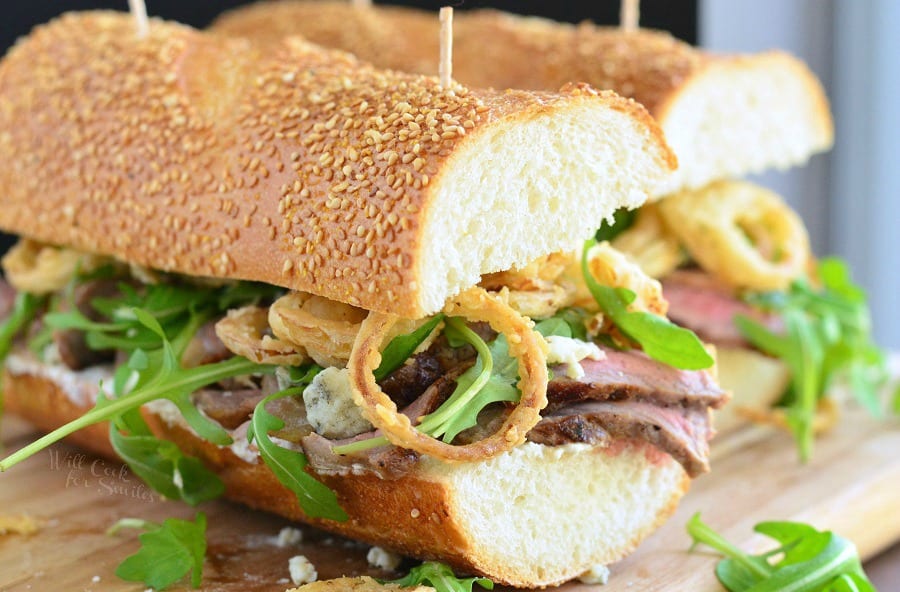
[0, 11, 728, 588]
[211, 1, 885, 454]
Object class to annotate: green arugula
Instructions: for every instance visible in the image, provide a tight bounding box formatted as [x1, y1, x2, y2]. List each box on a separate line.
[416, 317, 519, 442]
[581, 239, 714, 370]
[333, 316, 521, 455]
[111, 512, 208, 590]
[247, 381, 348, 522]
[736, 258, 886, 461]
[687, 514, 875, 591]
[0, 292, 43, 367]
[0, 309, 273, 474]
[388, 561, 494, 592]
[374, 314, 444, 381]
[534, 309, 590, 341]
[595, 207, 637, 243]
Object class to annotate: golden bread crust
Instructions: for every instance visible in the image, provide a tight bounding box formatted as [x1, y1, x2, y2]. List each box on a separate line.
[2, 367, 689, 587]
[0, 12, 669, 318]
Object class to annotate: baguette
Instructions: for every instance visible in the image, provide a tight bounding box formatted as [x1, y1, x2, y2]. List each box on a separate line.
[0, 11, 674, 318]
[211, 1, 834, 196]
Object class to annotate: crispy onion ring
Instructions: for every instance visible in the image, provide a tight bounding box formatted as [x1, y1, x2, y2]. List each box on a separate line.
[347, 287, 548, 462]
[269, 292, 367, 367]
[611, 204, 686, 279]
[215, 306, 309, 366]
[587, 241, 669, 317]
[1, 240, 105, 294]
[658, 181, 811, 292]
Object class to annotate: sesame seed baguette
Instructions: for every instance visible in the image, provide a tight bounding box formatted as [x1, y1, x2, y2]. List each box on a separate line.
[0, 11, 675, 319]
[0, 367, 689, 588]
[211, 1, 834, 196]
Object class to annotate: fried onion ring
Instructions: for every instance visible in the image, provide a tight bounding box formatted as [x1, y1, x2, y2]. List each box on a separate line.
[611, 204, 686, 278]
[347, 287, 548, 462]
[1, 239, 106, 294]
[269, 292, 367, 367]
[587, 241, 669, 317]
[215, 306, 309, 366]
[658, 181, 810, 292]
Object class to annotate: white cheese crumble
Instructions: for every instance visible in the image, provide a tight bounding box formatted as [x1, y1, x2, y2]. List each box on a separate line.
[366, 546, 402, 571]
[288, 555, 318, 585]
[545, 336, 605, 379]
[276, 526, 303, 547]
[303, 367, 373, 439]
[578, 564, 610, 585]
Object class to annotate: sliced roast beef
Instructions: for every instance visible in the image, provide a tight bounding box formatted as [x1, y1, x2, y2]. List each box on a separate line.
[547, 346, 725, 411]
[0, 279, 15, 320]
[528, 400, 713, 477]
[662, 269, 782, 348]
[380, 352, 444, 408]
[302, 368, 459, 480]
[54, 279, 121, 370]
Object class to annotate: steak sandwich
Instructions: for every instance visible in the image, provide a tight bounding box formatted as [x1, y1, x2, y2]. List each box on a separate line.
[0, 11, 728, 588]
[211, 2, 881, 446]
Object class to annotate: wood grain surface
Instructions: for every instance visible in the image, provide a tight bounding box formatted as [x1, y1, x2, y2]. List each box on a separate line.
[1, 408, 899, 591]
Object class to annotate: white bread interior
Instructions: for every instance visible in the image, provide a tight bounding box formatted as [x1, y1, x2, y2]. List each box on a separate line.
[419, 442, 688, 586]
[420, 98, 669, 313]
[655, 53, 834, 196]
[713, 346, 790, 433]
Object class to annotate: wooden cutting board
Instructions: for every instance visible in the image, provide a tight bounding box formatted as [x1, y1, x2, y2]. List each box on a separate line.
[1, 406, 899, 591]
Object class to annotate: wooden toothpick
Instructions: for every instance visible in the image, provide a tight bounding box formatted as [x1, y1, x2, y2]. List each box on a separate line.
[439, 6, 453, 88]
[620, 0, 640, 32]
[128, 0, 149, 38]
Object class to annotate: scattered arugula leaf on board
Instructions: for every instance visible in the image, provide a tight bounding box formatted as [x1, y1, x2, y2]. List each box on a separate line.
[247, 377, 349, 522]
[389, 561, 494, 592]
[581, 239, 714, 370]
[687, 513, 875, 592]
[736, 257, 887, 461]
[112, 512, 208, 590]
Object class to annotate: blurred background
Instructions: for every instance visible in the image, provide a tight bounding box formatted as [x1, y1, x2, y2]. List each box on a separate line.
[0, 1, 896, 347]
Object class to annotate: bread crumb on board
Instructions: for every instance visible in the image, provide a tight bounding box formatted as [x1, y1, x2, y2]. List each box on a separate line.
[0, 513, 41, 535]
[285, 575, 436, 591]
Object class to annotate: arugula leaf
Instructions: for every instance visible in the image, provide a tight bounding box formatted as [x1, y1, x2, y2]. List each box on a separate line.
[333, 317, 521, 454]
[416, 317, 519, 442]
[0, 312, 273, 472]
[247, 386, 348, 522]
[737, 258, 887, 461]
[595, 207, 637, 243]
[114, 512, 208, 590]
[107, 408, 224, 506]
[0, 292, 43, 366]
[581, 240, 714, 370]
[374, 314, 444, 381]
[389, 561, 494, 592]
[687, 513, 875, 592]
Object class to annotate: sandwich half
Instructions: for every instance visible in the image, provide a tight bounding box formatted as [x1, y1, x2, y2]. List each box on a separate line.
[0, 11, 728, 588]
[209, 2, 882, 447]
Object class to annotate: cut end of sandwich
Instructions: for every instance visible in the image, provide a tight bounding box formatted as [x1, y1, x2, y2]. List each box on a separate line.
[420, 442, 688, 587]
[417, 91, 675, 314]
[655, 51, 834, 196]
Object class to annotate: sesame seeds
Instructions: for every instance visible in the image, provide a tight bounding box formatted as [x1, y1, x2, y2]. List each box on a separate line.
[0, 11, 600, 319]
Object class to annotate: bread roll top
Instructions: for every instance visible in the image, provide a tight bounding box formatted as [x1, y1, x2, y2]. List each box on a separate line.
[0, 11, 674, 317]
[213, 2, 833, 197]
